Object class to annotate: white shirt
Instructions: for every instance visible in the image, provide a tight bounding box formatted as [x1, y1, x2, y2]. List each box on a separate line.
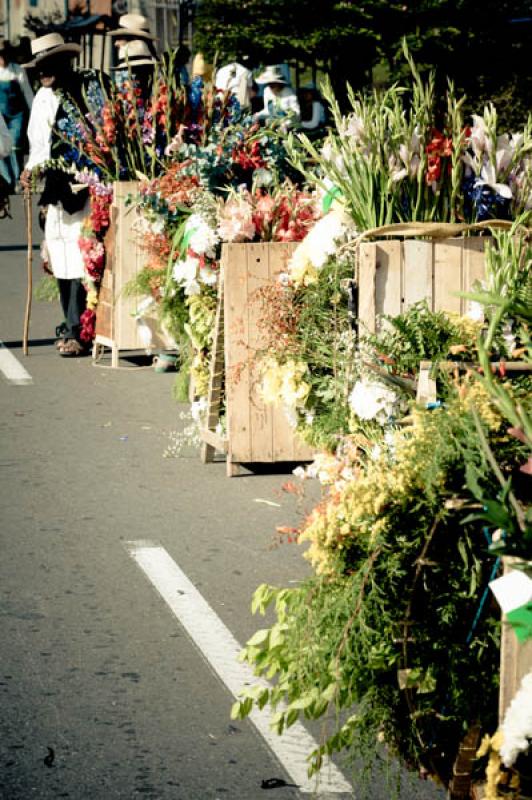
[0, 63, 34, 110]
[256, 85, 300, 123]
[300, 100, 326, 130]
[215, 62, 253, 107]
[25, 87, 60, 171]
[0, 112, 12, 157]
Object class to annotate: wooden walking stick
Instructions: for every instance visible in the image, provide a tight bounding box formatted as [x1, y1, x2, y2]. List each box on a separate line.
[23, 187, 33, 356]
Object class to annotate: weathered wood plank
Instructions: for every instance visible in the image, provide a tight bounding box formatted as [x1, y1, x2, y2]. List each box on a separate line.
[499, 558, 532, 721]
[433, 239, 463, 315]
[358, 244, 377, 334]
[462, 237, 487, 315]
[402, 239, 433, 310]
[225, 243, 252, 462]
[375, 240, 402, 327]
[247, 243, 274, 463]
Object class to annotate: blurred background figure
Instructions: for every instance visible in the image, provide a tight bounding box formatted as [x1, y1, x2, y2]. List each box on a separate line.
[298, 81, 326, 135]
[112, 40, 157, 99]
[0, 110, 12, 216]
[215, 59, 253, 110]
[108, 13, 158, 62]
[0, 38, 33, 191]
[253, 64, 300, 128]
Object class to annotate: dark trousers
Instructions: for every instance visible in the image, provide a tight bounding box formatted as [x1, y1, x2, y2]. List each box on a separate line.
[57, 279, 86, 341]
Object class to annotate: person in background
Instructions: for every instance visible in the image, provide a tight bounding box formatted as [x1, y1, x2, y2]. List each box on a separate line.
[0, 111, 12, 216]
[253, 64, 300, 128]
[172, 44, 190, 88]
[20, 33, 101, 357]
[0, 38, 33, 191]
[298, 81, 326, 135]
[215, 59, 253, 110]
[112, 40, 157, 100]
[108, 13, 157, 62]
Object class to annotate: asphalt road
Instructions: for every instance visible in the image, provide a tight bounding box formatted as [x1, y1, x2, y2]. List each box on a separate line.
[0, 196, 443, 800]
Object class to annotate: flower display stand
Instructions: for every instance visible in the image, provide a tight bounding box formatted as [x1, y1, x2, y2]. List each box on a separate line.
[499, 559, 532, 720]
[358, 236, 488, 334]
[200, 242, 314, 477]
[93, 181, 175, 367]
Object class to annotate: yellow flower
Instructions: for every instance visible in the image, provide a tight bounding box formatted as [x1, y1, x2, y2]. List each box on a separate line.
[86, 289, 98, 310]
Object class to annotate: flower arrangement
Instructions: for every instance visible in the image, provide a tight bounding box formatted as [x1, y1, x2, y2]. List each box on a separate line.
[75, 175, 113, 342]
[287, 47, 532, 231]
[232, 227, 532, 795]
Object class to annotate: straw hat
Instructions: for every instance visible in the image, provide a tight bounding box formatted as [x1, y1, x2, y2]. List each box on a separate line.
[22, 33, 81, 68]
[114, 40, 157, 70]
[255, 65, 288, 86]
[191, 52, 212, 80]
[108, 14, 156, 42]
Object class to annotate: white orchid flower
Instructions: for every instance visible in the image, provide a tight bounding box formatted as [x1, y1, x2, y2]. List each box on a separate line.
[476, 161, 513, 199]
[469, 114, 488, 158]
[172, 256, 201, 295]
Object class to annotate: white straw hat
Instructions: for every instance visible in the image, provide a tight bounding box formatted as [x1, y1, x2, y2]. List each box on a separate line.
[255, 65, 289, 86]
[22, 32, 81, 68]
[108, 14, 156, 42]
[114, 39, 157, 70]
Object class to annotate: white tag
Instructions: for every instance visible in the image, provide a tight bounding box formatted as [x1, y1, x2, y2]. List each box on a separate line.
[489, 571, 532, 614]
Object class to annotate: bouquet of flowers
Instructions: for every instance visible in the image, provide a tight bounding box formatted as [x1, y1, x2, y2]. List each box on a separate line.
[288, 46, 532, 230]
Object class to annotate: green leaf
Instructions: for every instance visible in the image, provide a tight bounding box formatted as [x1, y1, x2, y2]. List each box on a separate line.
[246, 628, 270, 648]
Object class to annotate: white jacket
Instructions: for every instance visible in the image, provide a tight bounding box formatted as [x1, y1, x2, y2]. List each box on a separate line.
[255, 86, 300, 125]
[25, 87, 60, 171]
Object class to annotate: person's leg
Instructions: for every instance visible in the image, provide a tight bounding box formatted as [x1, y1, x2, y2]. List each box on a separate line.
[7, 112, 24, 185]
[0, 155, 13, 190]
[57, 279, 87, 355]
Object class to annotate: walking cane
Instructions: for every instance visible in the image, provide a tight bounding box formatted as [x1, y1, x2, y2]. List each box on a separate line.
[23, 187, 33, 356]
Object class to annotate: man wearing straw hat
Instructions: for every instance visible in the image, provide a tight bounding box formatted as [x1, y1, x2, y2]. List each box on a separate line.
[112, 40, 158, 99]
[253, 65, 300, 128]
[108, 13, 157, 61]
[20, 33, 103, 357]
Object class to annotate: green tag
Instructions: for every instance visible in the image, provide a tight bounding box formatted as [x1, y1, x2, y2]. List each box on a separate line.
[322, 185, 342, 213]
[507, 603, 532, 643]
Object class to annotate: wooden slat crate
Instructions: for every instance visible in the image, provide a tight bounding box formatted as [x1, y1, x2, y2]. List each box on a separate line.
[499, 558, 532, 720]
[223, 242, 315, 475]
[94, 181, 175, 367]
[358, 236, 487, 333]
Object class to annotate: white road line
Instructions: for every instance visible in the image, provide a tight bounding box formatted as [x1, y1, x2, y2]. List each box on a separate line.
[126, 540, 353, 796]
[0, 341, 32, 385]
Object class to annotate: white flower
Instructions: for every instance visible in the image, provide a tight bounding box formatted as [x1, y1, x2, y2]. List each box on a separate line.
[500, 670, 532, 767]
[172, 256, 201, 296]
[466, 300, 485, 323]
[186, 214, 220, 258]
[190, 397, 208, 424]
[199, 265, 218, 286]
[292, 465, 307, 480]
[349, 377, 397, 424]
[476, 161, 513, 200]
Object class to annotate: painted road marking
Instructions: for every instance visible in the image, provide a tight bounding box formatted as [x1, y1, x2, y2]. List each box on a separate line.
[126, 540, 353, 796]
[0, 341, 32, 385]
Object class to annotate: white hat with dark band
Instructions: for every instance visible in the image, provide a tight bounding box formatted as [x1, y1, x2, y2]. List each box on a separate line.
[23, 33, 81, 68]
[108, 14, 156, 42]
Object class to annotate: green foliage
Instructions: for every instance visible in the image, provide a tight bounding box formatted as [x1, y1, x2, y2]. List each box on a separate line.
[364, 300, 479, 377]
[194, 0, 532, 126]
[233, 403, 503, 788]
[34, 276, 59, 303]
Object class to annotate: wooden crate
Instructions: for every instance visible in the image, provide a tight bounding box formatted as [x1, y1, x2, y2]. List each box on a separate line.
[222, 242, 314, 474]
[94, 181, 175, 367]
[499, 558, 532, 720]
[358, 236, 487, 333]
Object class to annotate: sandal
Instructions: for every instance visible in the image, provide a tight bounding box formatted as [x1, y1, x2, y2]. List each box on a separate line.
[58, 339, 87, 357]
